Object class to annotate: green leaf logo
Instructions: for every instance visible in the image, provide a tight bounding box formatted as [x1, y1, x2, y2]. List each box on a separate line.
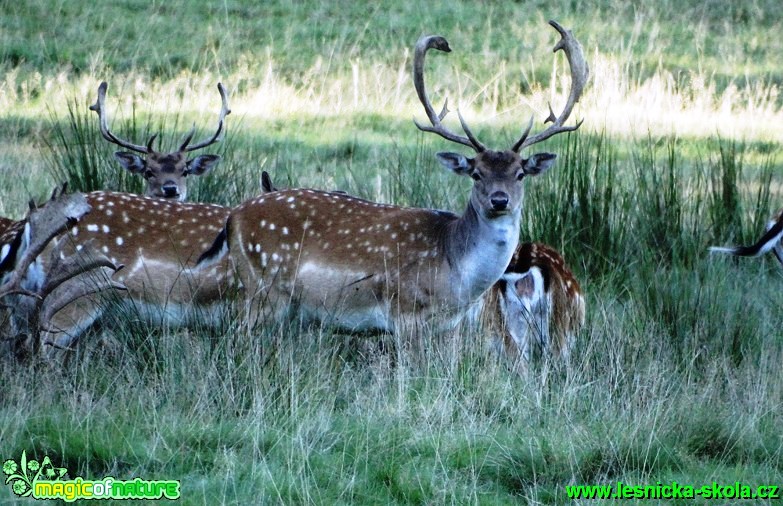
[3, 451, 68, 497]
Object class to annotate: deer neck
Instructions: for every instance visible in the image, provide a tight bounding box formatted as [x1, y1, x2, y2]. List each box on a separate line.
[445, 201, 520, 306]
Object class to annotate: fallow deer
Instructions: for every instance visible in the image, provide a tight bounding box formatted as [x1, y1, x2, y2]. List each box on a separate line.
[259, 172, 585, 368]
[201, 20, 588, 336]
[709, 208, 783, 268]
[90, 81, 231, 201]
[0, 186, 124, 358]
[478, 242, 584, 373]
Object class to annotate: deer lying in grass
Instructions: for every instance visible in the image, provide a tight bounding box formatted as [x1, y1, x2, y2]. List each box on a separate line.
[478, 242, 584, 373]
[0, 186, 125, 358]
[709, 208, 783, 268]
[201, 21, 588, 338]
[90, 81, 230, 201]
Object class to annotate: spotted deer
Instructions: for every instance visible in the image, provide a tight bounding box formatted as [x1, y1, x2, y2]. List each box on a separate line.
[0, 186, 124, 358]
[201, 21, 588, 335]
[709, 208, 783, 268]
[90, 81, 231, 201]
[478, 242, 584, 373]
[259, 171, 586, 365]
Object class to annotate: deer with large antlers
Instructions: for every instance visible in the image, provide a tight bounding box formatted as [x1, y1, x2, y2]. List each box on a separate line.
[478, 242, 584, 373]
[90, 81, 231, 201]
[0, 186, 125, 358]
[709, 208, 783, 268]
[258, 173, 585, 368]
[200, 20, 588, 335]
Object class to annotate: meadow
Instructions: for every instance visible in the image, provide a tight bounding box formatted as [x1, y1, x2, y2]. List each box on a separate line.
[1, 0, 783, 504]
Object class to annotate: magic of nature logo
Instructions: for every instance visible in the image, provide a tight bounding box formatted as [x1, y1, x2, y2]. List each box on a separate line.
[3, 451, 180, 502]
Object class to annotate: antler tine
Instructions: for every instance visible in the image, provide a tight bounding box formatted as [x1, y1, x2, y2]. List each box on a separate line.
[512, 20, 590, 153]
[41, 242, 124, 299]
[178, 126, 196, 152]
[146, 132, 160, 152]
[40, 264, 126, 326]
[183, 82, 232, 152]
[412, 35, 485, 152]
[89, 81, 149, 153]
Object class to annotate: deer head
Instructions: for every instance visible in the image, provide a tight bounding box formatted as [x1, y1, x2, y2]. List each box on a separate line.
[413, 20, 589, 221]
[90, 81, 231, 201]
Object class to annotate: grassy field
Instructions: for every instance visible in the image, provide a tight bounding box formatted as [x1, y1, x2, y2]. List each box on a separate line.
[2, 0, 783, 504]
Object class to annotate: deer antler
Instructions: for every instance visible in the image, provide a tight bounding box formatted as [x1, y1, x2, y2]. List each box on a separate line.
[413, 36, 486, 152]
[39, 243, 127, 327]
[90, 82, 150, 153]
[180, 83, 232, 152]
[511, 20, 590, 152]
[0, 188, 127, 357]
[0, 185, 92, 297]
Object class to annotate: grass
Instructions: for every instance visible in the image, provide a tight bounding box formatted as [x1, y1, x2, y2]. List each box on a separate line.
[2, 0, 783, 504]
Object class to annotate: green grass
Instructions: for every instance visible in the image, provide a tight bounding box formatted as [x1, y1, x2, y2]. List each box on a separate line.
[2, 0, 783, 504]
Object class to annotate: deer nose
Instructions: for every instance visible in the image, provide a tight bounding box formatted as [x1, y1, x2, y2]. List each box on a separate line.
[490, 191, 509, 211]
[162, 183, 179, 198]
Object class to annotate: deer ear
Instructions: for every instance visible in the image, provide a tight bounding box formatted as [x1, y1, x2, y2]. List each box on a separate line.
[186, 155, 221, 176]
[436, 152, 472, 175]
[261, 171, 278, 192]
[523, 153, 557, 176]
[114, 152, 145, 174]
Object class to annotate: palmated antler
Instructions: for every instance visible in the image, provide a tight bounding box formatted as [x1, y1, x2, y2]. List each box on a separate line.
[0, 184, 91, 299]
[90, 81, 231, 154]
[413, 36, 486, 152]
[511, 20, 590, 152]
[39, 242, 127, 328]
[0, 185, 126, 357]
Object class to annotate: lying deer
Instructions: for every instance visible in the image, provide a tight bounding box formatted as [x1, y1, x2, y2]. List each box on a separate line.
[478, 242, 584, 373]
[200, 21, 588, 338]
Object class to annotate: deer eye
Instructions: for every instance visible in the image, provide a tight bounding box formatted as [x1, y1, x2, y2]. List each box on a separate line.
[516, 172, 526, 181]
[470, 172, 482, 182]
[144, 170, 155, 179]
